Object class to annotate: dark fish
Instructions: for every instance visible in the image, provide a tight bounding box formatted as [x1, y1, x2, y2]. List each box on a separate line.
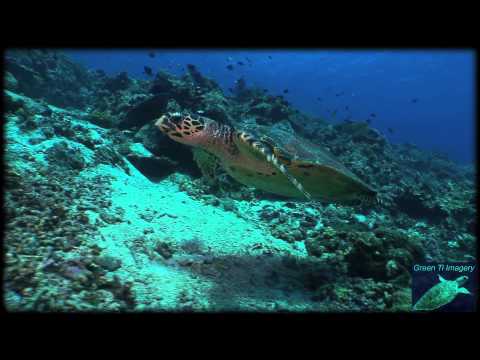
[370, 113, 376, 117]
[268, 55, 272, 59]
[411, 98, 419, 103]
[366, 119, 371, 124]
[237, 61, 245, 66]
[228, 88, 234, 92]
[226, 64, 234, 71]
[335, 91, 344, 97]
[143, 66, 153, 76]
[245, 57, 252, 63]
[317, 97, 322, 101]
[263, 89, 268, 93]
[345, 106, 349, 111]
[388, 127, 394, 134]
[148, 51, 155, 58]
[283, 89, 289, 94]
[187, 64, 197, 72]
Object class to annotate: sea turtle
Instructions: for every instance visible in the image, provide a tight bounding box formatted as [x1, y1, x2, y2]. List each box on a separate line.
[154, 112, 378, 203]
[413, 275, 471, 311]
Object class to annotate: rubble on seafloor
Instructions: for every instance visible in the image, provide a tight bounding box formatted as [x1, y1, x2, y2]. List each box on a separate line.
[3, 50, 476, 312]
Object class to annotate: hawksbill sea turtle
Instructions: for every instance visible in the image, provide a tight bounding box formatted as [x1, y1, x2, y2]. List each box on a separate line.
[154, 112, 378, 203]
[413, 275, 471, 311]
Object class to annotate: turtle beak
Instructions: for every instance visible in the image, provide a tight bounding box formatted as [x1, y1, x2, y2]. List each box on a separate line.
[155, 113, 183, 135]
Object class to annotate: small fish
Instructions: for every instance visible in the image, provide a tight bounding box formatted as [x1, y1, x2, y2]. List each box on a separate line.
[317, 97, 322, 101]
[388, 127, 394, 134]
[228, 88, 234, 92]
[148, 51, 156, 58]
[237, 61, 245, 66]
[263, 89, 268, 93]
[370, 113, 376, 117]
[268, 55, 272, 59]
[245, 57, 252, 63]
[187, 64, 197, 72]
[366, 119, 371, 124]
[335, 91, 344, 97]
[143, 66, 153, 76]
[227, 56, 234, 62]
[411, 98, 419, 103]
[345, 106, 349, 111]
[283, 89, 289, 94]
[226, 64, 234, 71]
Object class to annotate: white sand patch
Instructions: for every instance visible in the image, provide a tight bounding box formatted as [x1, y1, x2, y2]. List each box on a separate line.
[81, 161, 308, 309]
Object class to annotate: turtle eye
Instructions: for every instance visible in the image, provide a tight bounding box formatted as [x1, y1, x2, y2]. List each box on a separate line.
[169, 112, 183, 120]
[166, 112, 187, 127]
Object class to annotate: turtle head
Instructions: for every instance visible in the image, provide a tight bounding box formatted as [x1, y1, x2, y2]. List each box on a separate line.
[155, 112, 209, 147]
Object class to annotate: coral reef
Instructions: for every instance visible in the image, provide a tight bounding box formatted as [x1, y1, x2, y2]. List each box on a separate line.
[3, 50, 476, 312]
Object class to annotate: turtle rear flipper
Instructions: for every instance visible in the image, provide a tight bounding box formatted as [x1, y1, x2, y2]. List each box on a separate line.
[234, 131, 312, 200]
[457, 287, 471, 295]
[284, 158, 377, 203]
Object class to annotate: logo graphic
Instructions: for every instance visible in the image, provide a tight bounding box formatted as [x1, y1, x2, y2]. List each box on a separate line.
[411, 263, 477, 312]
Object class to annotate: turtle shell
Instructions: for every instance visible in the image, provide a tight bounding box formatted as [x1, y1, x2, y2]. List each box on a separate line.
[413, 281, 458, 311]
[235, 122, 377, 203]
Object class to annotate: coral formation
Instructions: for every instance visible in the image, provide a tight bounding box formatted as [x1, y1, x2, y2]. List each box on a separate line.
[3, 50, 476, 312]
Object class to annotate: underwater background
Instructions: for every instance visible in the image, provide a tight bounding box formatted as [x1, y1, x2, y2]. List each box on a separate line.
[3, 49, 476, 312]
[67, 50, 475, 165]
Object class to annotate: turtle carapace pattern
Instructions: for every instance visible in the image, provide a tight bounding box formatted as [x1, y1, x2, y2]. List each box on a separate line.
[155, 112, 378, 203]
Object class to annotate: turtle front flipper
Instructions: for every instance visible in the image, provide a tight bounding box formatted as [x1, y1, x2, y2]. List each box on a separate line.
[234, 131, 312, 200]
[192, 148, 220, 185]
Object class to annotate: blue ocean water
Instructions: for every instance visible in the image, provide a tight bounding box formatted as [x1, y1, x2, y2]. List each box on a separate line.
[66, 49, 475, 165]
[5, 49, 477, 312]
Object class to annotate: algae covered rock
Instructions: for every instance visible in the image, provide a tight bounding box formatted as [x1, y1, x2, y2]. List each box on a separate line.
[5, 49, 96, 108]
[88, 110, 115, 128]
[45, 141, 87, 170]
[346, 226, 425, 281]
[104, 71, 131, 92]
[306, 223, 425, 284]
[119, 93, 170, 130]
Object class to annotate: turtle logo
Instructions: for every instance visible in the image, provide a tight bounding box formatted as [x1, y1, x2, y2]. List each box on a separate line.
[413, 275, 472, 311]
